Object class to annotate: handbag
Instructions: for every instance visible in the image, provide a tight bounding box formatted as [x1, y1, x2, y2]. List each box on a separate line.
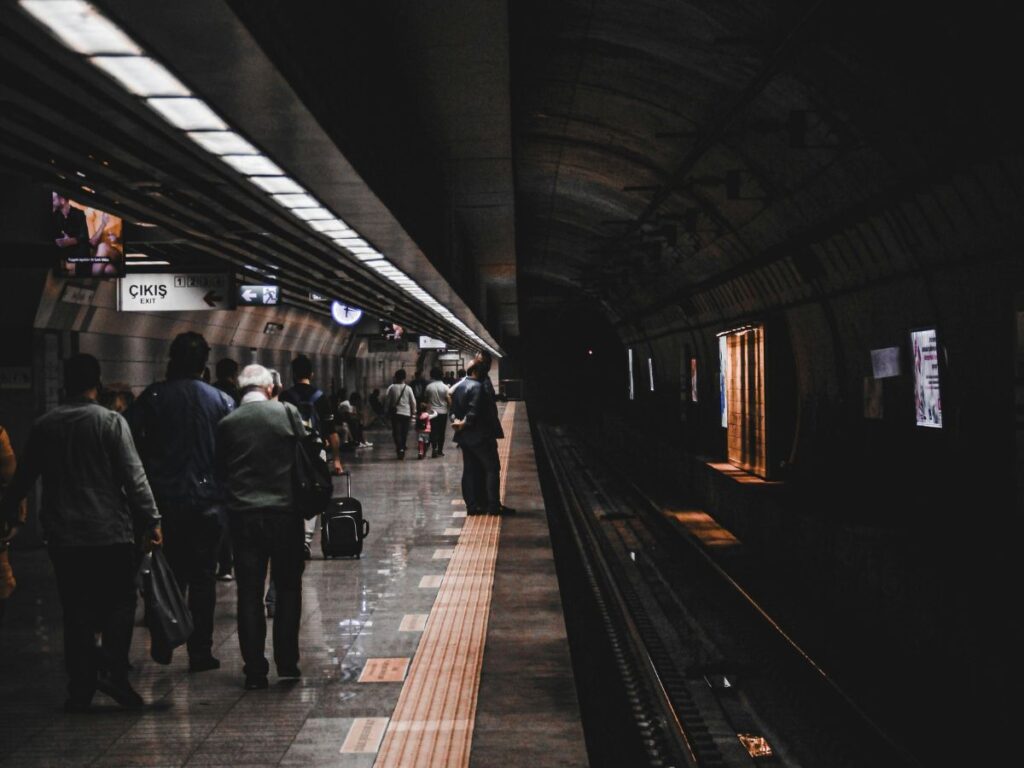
[139, 549, 193, 665]
[387, 384, 407, 417]
[287, 405, 333, 520]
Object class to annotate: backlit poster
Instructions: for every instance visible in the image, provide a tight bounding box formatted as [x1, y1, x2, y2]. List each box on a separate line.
[690, 358, 698, 403]
[52, 192, 125, 277]
[719, 335, 728, 427]
[627, 348, 635, 401]
[911, 328, 942, 428]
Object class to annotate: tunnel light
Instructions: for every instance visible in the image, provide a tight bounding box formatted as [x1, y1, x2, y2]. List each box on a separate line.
[90, 56, 189, 96]
[361, 259, 387, 268]
[291, 206, 334, 221]
[353, 252, 382, 261]
[312, 220, 352, 234]
[221, 154, 284, 176]
[147, 97, 227, 130]
[272, 193, 319, 209]
[188, 131, 259, 156]
[126, 259, 170, 267]
[348, 247, 378, 255]
[335, 237, 368, 248]
[248, 175, 304, 194]
[21, 1, 140, 54]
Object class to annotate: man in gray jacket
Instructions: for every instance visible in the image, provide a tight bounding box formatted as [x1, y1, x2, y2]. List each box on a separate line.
[0, 354, 162, 711]
[216, 364, 305, 690]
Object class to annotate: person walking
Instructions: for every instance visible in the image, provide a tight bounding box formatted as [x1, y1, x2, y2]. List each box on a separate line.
[0, 354, 162, 711]
[424, 367, 450, 457]
[384, 369, 417, 459]
[279, 355, 343, 559]
[216, 365, 306, 690]
[129, 332, 234, 672]
[450, 352, 515, 516]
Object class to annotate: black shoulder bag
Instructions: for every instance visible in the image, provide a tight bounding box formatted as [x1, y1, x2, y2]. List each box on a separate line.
[287, 405, 333, 520]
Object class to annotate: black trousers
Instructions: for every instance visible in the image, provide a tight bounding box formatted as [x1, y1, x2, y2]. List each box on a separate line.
[160, 502, 224, 660]
[49, 543, 137, 701]
[230, 512, 305, 677]
[430, 414, 448, 453]
[391, 414, 411, 454]
[460, 438, 501, 513]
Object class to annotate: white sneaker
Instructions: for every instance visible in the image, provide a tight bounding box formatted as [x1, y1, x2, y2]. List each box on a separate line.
[358, 441, 374, 448]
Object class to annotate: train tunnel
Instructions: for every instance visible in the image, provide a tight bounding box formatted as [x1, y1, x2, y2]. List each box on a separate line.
[0, 2, 1019, 766]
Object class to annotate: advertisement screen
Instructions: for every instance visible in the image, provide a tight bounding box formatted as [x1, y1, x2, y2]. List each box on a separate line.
[719, 335, 728, 427]
[871, 346, 901, 379]
[911, 328, 942, 428]
[380, 320, 405, 341]
[690, 357, 698, 403]
[52, 192, 125, 277]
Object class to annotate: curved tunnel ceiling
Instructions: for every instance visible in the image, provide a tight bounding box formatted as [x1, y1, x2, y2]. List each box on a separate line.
[511, 0, 1023, 337]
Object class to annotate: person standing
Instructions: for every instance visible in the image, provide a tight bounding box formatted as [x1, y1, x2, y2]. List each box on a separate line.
[129, 332, 234, 672]
[213, 358, 241, 405]
[450, 352, 515, 516]
[0, 425, 26, 626]
[279, 355, 343, 559]
[217, 365, 306, 690]
[424, 367, 450, 457]
[0, 354, 162, 711]
[384, 369, 417, 459]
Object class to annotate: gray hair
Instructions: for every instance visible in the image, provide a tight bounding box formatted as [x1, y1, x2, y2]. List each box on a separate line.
[237, 363, 273, 391]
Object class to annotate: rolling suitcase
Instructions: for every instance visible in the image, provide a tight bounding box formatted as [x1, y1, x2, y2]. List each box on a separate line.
[321, 471, 370, 558]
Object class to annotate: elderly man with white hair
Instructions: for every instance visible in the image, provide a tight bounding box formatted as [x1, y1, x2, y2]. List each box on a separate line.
[216, 363, 306, 690]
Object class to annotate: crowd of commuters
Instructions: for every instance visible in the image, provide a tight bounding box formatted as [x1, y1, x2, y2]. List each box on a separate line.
[0, 342, 511, 709]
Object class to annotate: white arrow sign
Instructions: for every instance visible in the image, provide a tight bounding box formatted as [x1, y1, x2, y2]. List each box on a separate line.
[117, 273, 231, 313]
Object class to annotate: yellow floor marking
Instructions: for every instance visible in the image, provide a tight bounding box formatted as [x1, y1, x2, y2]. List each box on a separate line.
[359, 658, 410, 683]
[669, 510, 742, 548]
[341, 718, 390, 753]
[399, 614, 429, 632]
[419, 575, 444, 588]
[374, 402, 517, 768]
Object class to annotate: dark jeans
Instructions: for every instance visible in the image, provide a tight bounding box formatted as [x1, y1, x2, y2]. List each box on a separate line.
[430, 414, 448, 453]
[161, 502, 224, 660]
[391, 414, 411, 455]
[460, 438, 501, 513]
[343, 414, 365, 444]
[49, 544, 137, 701]
[230, 512, 305, 677]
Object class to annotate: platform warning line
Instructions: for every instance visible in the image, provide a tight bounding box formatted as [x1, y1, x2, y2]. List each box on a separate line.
[374, 403, 516, 768]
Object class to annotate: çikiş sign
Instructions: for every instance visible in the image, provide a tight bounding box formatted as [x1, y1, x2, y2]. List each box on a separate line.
[117, 273, 231, 312]
[238, 285, 279, 306]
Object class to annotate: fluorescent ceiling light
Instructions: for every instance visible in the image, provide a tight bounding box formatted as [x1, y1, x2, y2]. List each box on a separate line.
[291, 207, 334, 221]
[354, 253, 381, 261]
[188, 131, 258, 155]
[311, 221, 352, 234]
[335, 237, 367, 248]
[220, 154, 283, 175]
[272, 193, 318, 208]
[362, 259, 387, 267]
[21, 1, 140, 54]
[90, 56, 188, 96]
[348, 247, 377, 255]
[248, 176, 303, 194]
[147, 97, 226, 130]
[126, 260, 170, 266]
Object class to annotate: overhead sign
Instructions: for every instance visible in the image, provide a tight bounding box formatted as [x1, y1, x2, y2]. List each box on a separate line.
[418, 335, 446, 350]
[117, 273, 231, 312]
[238, 284, 279, 306]
[438, 352, 462, 362]
[309, 291, 328, 302]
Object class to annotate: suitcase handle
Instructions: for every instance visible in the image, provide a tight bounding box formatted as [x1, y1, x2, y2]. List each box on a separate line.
[339, 469, 352, 497]
[362, 519, 370, 538]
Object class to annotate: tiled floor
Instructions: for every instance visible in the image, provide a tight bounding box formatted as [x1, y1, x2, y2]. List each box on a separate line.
[0, 403, 588, 767]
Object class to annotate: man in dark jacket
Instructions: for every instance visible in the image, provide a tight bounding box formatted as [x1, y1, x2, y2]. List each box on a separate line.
[450, 351, 514, 516]
[129, 332, 234, 671]
[1, 354, 162, 711]
[217, 364, 306, 690]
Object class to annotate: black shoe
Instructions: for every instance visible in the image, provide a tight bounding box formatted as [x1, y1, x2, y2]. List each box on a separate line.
[215, 570, 234, 582]
[96, 675, 143, 710]
[189, 655, 221, 673]
[437, 450, 445, 457]
[244, 675, 269, 690]
[277, 665, 301, 678]
[303, 542, 312, 560]
[493, 505, 517, 515]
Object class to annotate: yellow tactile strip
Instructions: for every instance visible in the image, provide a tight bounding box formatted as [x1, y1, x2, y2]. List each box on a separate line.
[374, 402, 516, 768]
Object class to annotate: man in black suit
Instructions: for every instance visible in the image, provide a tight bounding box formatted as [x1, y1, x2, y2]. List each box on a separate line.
[450, 351, 514, 516]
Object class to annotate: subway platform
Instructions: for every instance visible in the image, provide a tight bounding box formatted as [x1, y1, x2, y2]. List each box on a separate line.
[0, 403, 588, 767]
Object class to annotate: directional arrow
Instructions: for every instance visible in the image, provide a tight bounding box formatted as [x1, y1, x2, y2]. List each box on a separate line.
[203, 290, 223, 307]
[241, 289, 257, 302]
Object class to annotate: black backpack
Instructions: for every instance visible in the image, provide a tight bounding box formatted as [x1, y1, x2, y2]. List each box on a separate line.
[286, 405, 332, 520]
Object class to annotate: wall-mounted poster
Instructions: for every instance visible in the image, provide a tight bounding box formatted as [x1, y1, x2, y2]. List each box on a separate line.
[690, 358, 698, 403]
[911, 328, 942, 428]
[718, 335, 728, 427]
[870, 346, 901, 379]
[627, 348, 635, 401]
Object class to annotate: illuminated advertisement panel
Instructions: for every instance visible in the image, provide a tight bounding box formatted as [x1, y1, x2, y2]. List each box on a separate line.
[690, 357, 698, 403]
[52, 192, 125, 277]
[719, 335, 728, 427]
[911, 328, 942, 428]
